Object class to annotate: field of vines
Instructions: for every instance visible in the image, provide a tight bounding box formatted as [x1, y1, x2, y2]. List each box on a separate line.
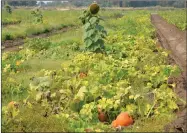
[2, 7, 185, 132]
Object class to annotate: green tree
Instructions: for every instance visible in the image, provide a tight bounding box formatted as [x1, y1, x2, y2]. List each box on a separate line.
[173, 0, 185, 8]
[8, 1, 37, 6]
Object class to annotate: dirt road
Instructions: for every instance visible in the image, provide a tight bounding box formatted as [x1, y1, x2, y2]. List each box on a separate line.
[151, 14, 186, 78]
[151, 14, 187, 132]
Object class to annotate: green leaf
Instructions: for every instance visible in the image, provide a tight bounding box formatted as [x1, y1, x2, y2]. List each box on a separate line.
[84, 22, 91, 30]
[167, 100, 178, 110]
[85, 39, 93, 47]
[89, 17, 98, 25]
[116, 69, 128, 80]
[93, 34, 100, 42]
[163, 67, 171, 76]
[36, 92, 43, 102]
[96, 25, 104, 31]
[86, 29, 95, 38]
[126, 104, 137, 114]
[95, 39, 104, 45]
[76, 86, 88, 99]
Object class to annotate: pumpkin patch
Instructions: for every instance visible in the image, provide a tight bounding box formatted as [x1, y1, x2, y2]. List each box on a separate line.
[2, 6, 183, 132]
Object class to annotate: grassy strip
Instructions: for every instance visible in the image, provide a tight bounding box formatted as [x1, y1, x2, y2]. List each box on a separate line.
[159, 9, 186, 30]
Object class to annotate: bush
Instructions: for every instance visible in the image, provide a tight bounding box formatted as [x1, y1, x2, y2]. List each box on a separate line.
[4, 34, 13, 40]
[5, 5, 12, 14]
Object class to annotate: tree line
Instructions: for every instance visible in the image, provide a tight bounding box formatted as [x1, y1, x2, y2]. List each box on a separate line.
[70, 0, 185, 8]
[4, 0, 186, 8]
[6, 1, 37, 6]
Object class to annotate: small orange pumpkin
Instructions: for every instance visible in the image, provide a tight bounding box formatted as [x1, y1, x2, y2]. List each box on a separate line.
[98, 111, 108, 122]
[79, 72, 87, 78]
[97, 106, 108, 122]
[116, 112, 133, 126]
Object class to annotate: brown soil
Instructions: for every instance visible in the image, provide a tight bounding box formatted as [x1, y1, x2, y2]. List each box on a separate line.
[151, 14, 187, 132]
[2, 26, 77, 52]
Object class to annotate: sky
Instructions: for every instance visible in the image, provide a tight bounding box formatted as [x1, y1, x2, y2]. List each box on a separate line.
[37, 1, 69, 4]
[37, 1, 53, 4]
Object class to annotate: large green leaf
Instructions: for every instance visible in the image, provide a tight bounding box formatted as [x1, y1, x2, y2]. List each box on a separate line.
[76, 86, 88, 99]
[89, 17, 98, 25]
[84, 22, 91, 30]
[85, 39, 93, 47]
[86, 29, 95, 38]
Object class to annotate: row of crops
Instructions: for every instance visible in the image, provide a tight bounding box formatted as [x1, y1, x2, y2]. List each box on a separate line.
[2, 9, 185, 132]
[159, 9, 187, 30]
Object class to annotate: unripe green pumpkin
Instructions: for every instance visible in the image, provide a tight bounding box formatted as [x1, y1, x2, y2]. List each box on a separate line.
[89, 3, 100, 14]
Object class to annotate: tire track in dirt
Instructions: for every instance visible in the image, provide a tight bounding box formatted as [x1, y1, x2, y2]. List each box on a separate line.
[2, 26, 78, 52]
[151, 14, 187, 132]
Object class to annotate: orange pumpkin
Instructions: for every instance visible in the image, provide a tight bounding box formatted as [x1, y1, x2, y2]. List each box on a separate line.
[98, 111, 108, 122]
[79, 72, 87, 78]
[116, 112, 133, 126]
[97, 106, 108, 122]
[112, 120, 118, 128]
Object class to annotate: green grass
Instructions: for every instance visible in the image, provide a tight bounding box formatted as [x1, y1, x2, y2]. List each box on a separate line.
[2, 9, 82, 41]
[49, 27, 83, 43]
[159, 9, 186, 30]
[125, 114, 176, 132]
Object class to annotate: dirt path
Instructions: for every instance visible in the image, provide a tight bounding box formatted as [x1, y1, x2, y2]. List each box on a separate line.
[151, 14, 186, 78]
[151, 14, 187, 132]
[2, 26, 78, 52]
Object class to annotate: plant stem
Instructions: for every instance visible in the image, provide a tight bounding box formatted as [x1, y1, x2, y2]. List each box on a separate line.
[146, 93, 156, 118]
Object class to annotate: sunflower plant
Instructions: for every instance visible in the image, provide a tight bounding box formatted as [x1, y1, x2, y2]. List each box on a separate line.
[79, 3, 107, 52]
